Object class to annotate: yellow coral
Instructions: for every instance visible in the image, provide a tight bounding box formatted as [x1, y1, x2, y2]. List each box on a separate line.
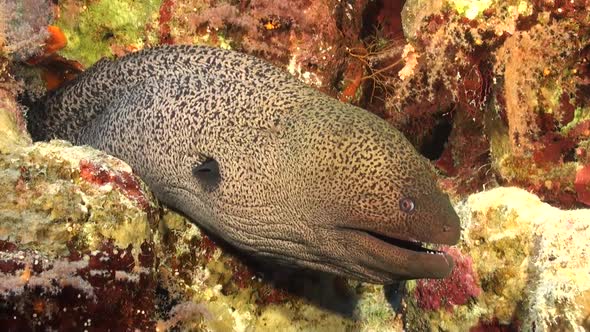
[448, 0, 495, 19]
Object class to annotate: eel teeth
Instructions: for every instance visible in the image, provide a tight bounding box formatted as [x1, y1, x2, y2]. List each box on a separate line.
[368, 231, 444, 254]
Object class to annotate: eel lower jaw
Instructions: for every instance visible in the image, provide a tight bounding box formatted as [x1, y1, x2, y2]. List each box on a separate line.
[343, 227, 456, 280]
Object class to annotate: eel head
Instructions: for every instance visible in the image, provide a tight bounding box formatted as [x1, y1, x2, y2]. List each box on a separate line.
[278, 108, 462, 283]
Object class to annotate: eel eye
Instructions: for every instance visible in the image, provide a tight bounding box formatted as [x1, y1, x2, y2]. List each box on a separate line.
[399, 197, 415, 213]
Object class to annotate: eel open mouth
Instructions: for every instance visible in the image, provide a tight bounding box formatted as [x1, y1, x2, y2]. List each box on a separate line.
[365, 230, 445, 256]
[339, 226, 455, 281]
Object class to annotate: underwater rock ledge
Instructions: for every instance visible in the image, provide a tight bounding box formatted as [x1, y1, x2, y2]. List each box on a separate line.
[0, 138, 159, 330]
[406, 187, 590, 332]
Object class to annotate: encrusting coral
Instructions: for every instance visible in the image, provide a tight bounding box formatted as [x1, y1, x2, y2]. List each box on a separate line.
[406, 187, 590, 331]
[0, 139, 160, 329]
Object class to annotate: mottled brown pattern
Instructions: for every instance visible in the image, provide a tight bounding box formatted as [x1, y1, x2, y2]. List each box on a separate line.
[28, 45, 460, 283]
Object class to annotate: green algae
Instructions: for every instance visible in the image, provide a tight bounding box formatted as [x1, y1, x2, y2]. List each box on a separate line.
[57, 0, 162, 67]
[562, 107, 590, 135]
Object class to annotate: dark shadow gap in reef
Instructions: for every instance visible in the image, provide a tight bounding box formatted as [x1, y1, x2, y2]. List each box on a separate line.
[360, 0, 406, 40]
[420, 111, 454, 161]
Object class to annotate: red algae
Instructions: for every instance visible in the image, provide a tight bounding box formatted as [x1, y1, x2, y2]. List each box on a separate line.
[257, 285, 290, 305]
[198, 233, 218, 262]
[415, 247, 481, 311]
[532, 132, 575, 165]
[228, 260, 255, 290]
[79, 159, 150, 210]
[0, 240, 157, 331]
[159, 0, 175, 45]
[575, 164, 590, 205]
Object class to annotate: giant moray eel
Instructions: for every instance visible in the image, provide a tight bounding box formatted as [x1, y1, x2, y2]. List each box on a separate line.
[28, 45, 461, 284]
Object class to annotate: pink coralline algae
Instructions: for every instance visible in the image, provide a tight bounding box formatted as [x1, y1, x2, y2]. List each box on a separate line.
[415, 247, 481, 311]
[79, 159, 150, 210]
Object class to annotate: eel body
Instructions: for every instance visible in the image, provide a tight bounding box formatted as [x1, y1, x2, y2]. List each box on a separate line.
[28, 45, 461, 284]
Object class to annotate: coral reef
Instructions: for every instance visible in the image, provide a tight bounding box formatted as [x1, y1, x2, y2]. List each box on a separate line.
[0, 138, 406, 330]
[10, 0, 590, 209]
[0, 141, 158, 256]
[5, 135, 589, 331]
[3, 0, 590, 330]
[406, 187, 590, 331]
[0, 137, 160, 330]
[0, 241, 157, 330]
[373, 0, 590, 208]
[156, 0, 365, 93]
[50, 0, 374, 97]
[155, 208, 405, 331]
[0, 63, 402, 331]
[0, 2, 405, 330]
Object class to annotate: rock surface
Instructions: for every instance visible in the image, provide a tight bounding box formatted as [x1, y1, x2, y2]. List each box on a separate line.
[0, 138, 160, 330]
[406, 187, 590, 331]
[2, 108, 588, 330]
